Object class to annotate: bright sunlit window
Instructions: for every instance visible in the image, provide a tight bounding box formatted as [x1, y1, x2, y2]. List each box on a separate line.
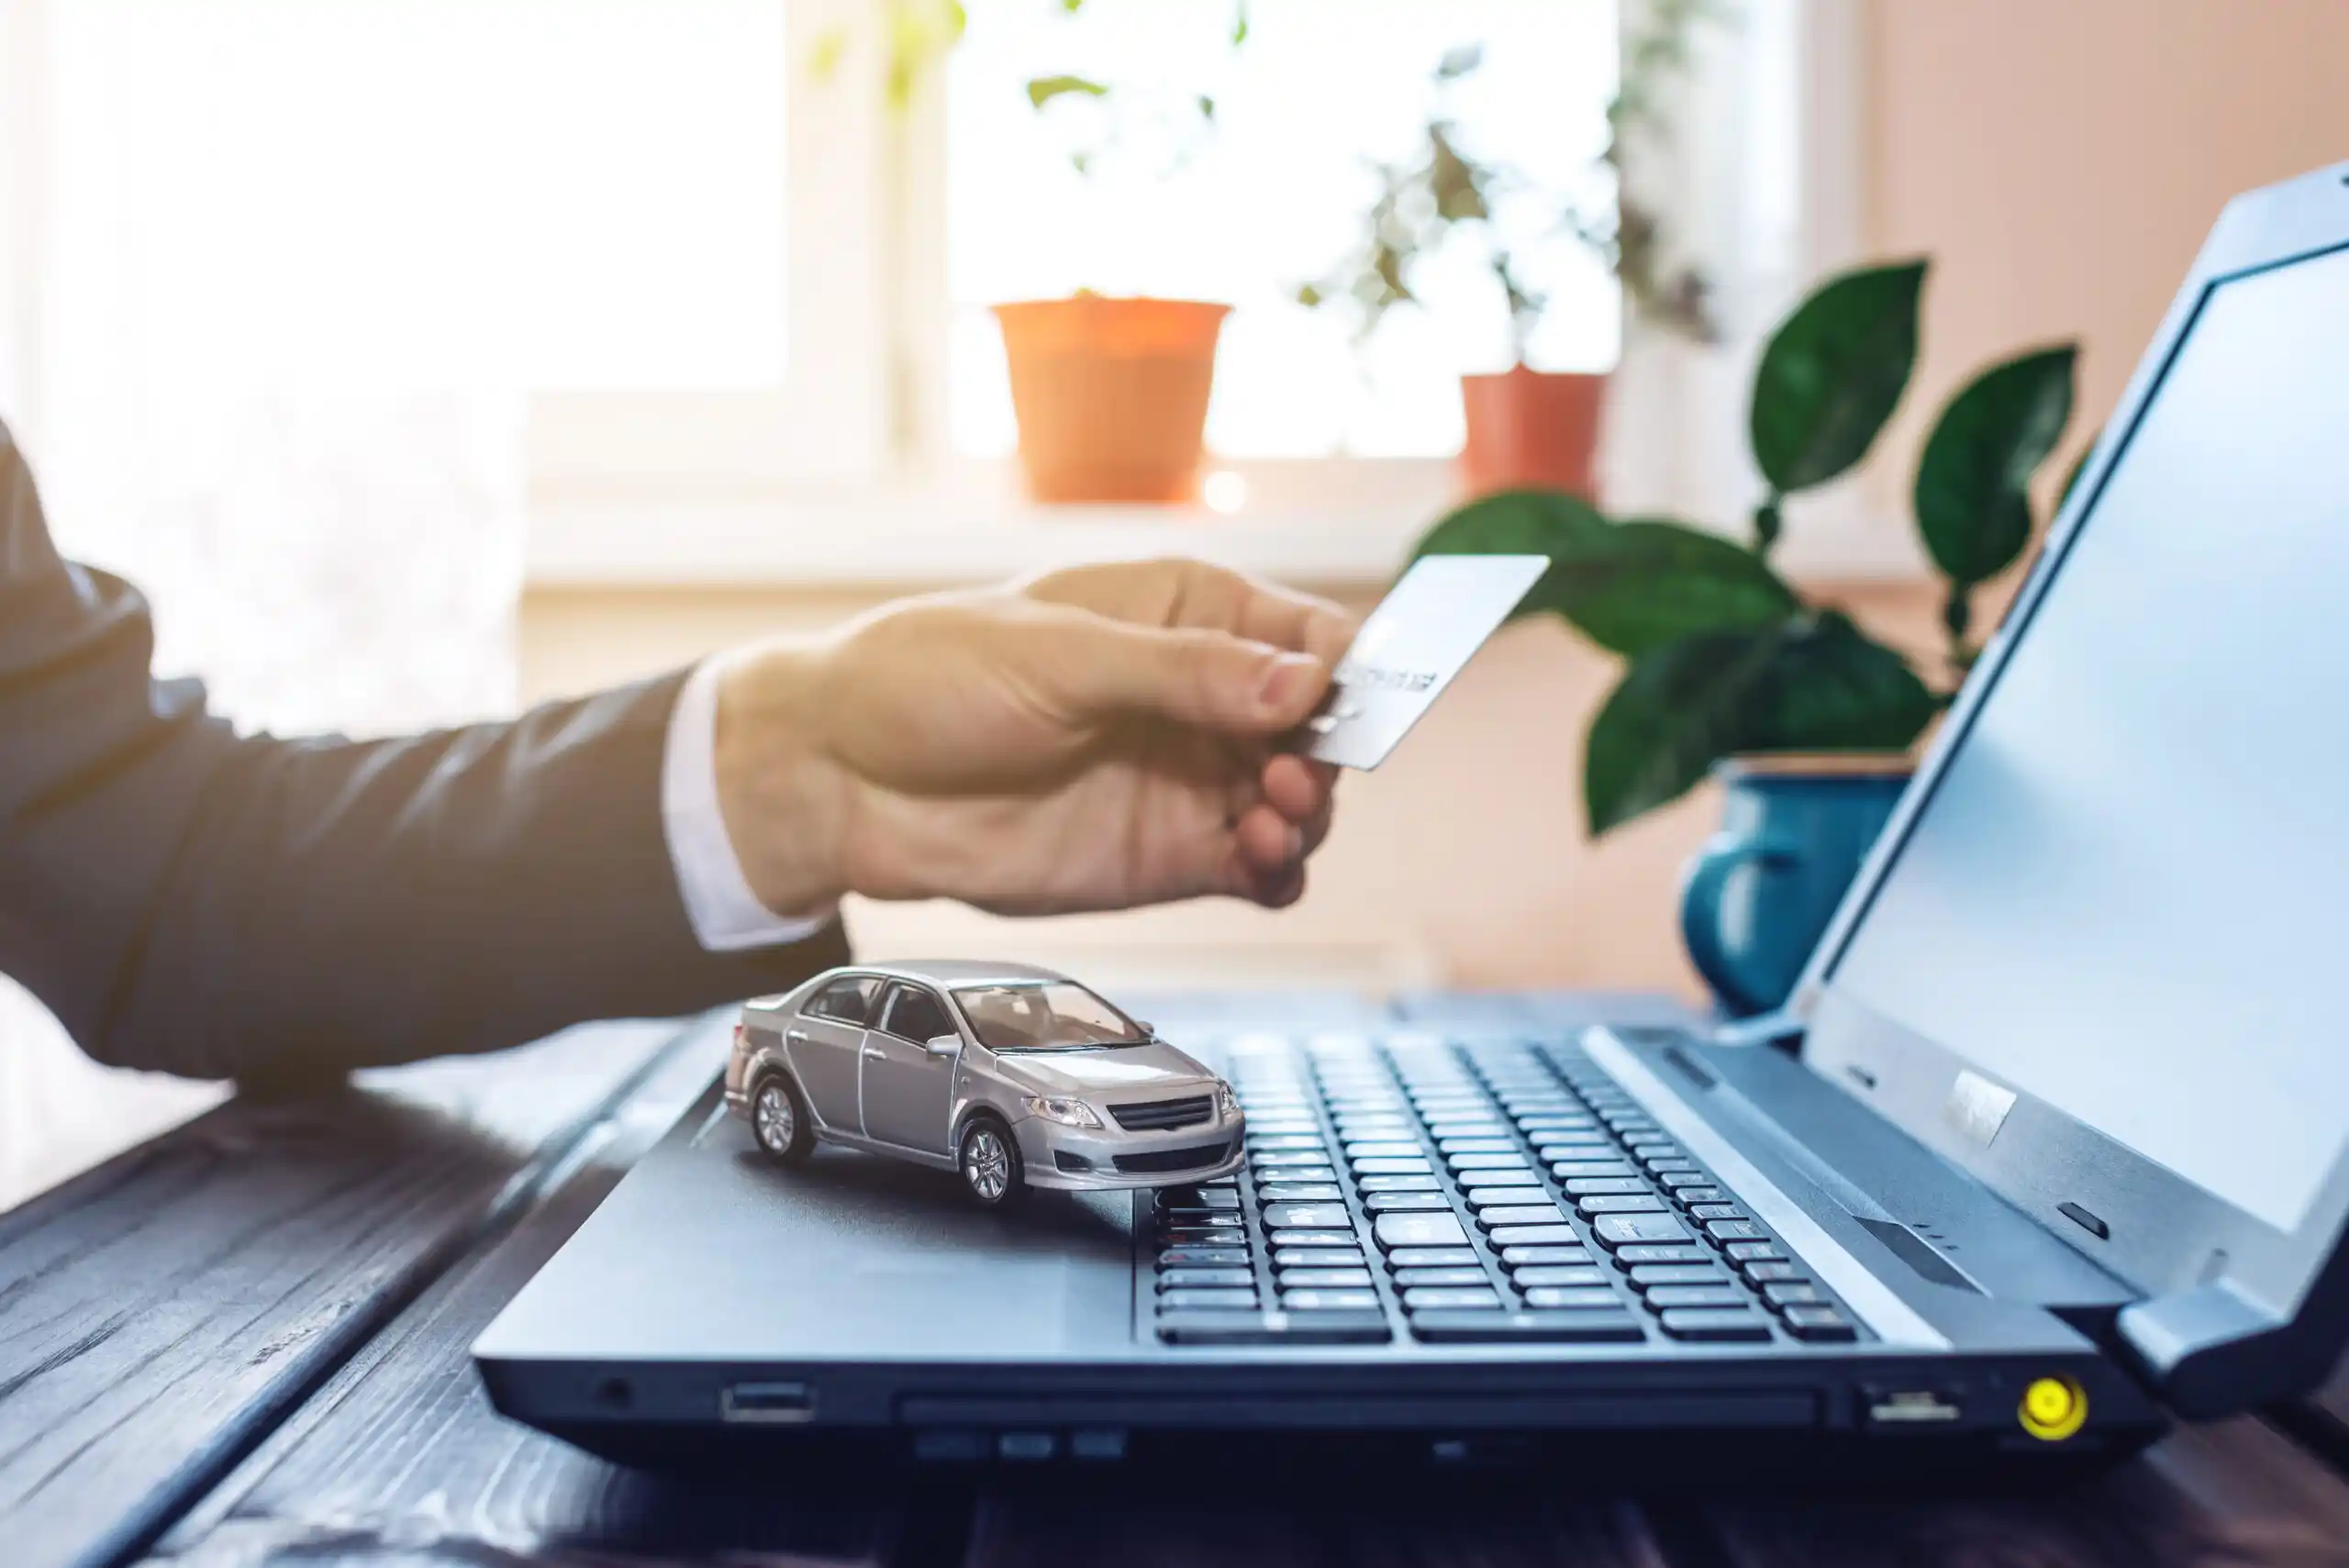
[947, 0, 1620, 461]
[47, 0, 788, 397]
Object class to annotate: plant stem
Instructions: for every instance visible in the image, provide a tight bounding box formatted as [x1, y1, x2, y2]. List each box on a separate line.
[1941, 583, 1976, 677]
[1752, 495, 1783, 558]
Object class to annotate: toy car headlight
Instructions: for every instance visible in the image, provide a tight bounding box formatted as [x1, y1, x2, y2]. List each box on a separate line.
[1216, 1083, 1241, 1119]
[1022, 1095, 1103, 1129]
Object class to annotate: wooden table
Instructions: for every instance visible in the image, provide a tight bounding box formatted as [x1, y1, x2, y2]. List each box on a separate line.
[8, 995, 2349, 1568]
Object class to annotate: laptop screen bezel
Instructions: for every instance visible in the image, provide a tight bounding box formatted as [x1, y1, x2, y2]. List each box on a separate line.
[1780, 165, 2349, 1326]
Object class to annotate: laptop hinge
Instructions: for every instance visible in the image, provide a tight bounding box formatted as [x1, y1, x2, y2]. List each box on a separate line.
[1708, 1011, 1806, 1054]
[2117, 1284, 2306, 1419]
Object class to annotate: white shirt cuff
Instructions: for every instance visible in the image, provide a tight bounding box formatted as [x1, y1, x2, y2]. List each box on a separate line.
[661, 655, 838, 952]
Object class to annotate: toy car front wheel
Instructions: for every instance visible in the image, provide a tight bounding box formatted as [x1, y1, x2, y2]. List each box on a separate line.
[751, 1074, 815, 1165]
[958, 1116, 1028, 1209]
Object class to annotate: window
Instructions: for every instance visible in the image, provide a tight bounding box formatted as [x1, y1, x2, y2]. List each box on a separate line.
[882, 985, 955, 1045]
[945, 0, 1620, 461]
[807, 975, 883, 1026]
[953, 983, 1146, 1051]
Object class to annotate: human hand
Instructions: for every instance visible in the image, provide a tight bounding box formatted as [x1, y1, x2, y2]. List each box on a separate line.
[712, 559, 1356, 917]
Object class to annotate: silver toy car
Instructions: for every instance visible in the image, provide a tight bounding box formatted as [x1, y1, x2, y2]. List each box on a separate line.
[724, 961, 1245, 1208]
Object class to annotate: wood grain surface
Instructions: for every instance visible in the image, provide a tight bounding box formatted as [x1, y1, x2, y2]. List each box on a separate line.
[0, 1020, 683, 1568]
[141, 1023, 907, 1568]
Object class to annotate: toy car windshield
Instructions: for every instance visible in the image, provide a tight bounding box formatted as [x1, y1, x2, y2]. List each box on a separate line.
[951, 982, 1147, 1051]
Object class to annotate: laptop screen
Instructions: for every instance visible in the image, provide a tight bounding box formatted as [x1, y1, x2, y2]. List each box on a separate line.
[1824, 242, 2349, 1236]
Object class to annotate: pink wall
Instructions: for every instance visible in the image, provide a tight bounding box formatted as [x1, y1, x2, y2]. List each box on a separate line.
[1865, 0, 2349, 482]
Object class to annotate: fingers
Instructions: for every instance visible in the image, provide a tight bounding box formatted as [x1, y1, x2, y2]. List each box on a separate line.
[1038, 611, 1333, 735]
[1023, 558, 1357, 668]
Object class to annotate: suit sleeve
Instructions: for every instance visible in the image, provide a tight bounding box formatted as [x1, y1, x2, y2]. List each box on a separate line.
[0, 421, 849, 1083]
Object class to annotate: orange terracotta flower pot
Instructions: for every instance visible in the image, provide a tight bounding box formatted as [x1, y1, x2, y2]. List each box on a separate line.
[994, 296, 1231, 505]
[1459, 366, 1609, 502]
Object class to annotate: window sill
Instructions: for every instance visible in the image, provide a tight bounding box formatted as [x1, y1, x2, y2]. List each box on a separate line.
[521, 463, 1931, 595]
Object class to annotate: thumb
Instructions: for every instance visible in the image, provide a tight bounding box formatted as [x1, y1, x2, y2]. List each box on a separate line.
[1039, 614, 1331, 735]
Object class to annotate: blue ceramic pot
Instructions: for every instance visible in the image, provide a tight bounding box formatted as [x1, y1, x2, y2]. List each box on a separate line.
[1678, 756, 1912, 1018]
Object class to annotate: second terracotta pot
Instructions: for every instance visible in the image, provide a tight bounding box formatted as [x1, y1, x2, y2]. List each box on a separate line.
[994, 296, 1230, 505]
[1459, 365, 1609, 501]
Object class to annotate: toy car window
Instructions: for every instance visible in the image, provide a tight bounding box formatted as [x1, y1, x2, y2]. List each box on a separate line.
[806, 976, 880, 1025]
[882, 985, 954, 1043]
[952, 983, 1146, 1051]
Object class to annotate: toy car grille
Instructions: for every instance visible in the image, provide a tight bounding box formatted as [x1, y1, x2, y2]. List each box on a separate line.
[1108, 1095, 1214, 1132]
[1113, 1140, 1235, 1174]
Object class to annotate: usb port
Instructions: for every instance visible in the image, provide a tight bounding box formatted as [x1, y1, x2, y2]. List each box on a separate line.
[1865, 1389, 1963, 1425]
[720, 1381, 818, 1423]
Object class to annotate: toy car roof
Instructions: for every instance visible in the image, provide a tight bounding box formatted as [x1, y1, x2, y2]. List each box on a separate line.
[745, 959, 1074, 1010]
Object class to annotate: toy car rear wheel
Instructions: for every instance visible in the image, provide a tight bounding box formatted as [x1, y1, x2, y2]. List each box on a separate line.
[751, 1073, 815, 1165]
[958, 1115, 1028, 1209]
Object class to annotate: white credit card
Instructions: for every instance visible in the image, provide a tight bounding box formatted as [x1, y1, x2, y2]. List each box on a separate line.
[1298, 553, 1549, 770]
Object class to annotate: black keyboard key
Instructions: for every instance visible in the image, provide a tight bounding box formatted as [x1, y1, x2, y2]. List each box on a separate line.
[1670, 1187, 1729, 1206]
[1486, 1224, 1581, 1249]
[1725, 1241, 1785, 1262]
[1447, 1153, 1531, 1173]
[1560, 1176, 1647, 1196]
[1513, 1264, 1608, 1287]
[1457, 1169, 1542, 1187]
[1364, 1192, 1454, 1213]
[1343, 1140, 1423, 1159]
[1281, 1267, 1375, 1289]
[1157, 1268, 1255, 1290]
[1462, 1186, 1545, 1211]
[1437, 1137, 1518, 1154]
[1274, 1249, 1364, 1271]
[1547, 1161, 1634, 1181]
[1256, 1183, 1346, 1204]
[1278, 1290, 1384, 1313]
[1262, 1203, 1354, 1230]
[1521, 1286, 1620, 1310]
[1159, 1288, 1261, 1310]
[1403, 1286, 1502, 1310]
[1387, 1246, 1480, 1267]
[1780, 1306, 1857, 1341]
[1393, 1266, 1492, 1288]
[1659, 1307, 1773, 1341]
[1761, 1283, 1827, 1307]
[1254, 1150, 1337, 1167]
[1159, 1228, 1247, 1247]
[1644, 1159, 1701, 1175]
[1575, 1195, 1667, 1218]
[1705, 1219, 1767, 1242]
[1593, 1215, 1693, 1248]
[1357, 1173, 1442, 1193]
[1643, 1285, 1749, 1309]
[1687, 1204, 1746, 1222]
[1476, 1205, 1569, 1230]
[1253, 1166, 1335, 1185]
[1499, 1244, 1592, 1267]
[1353, 1157, 1435, 1176]
[1409, 1309, 1643, 1343]
[1612, 1243, 1711, 1265]
[1628, 1264, 1730, 1288]
[1158, 1247, 1250, 1267]
[1159, 1185, 1242, 1208]
[1158, 1311, 1389, 1345]
[1656, 1171, 1716, 1190]
[1272, 1230, 1361, 1248]
[1741, 1261, 1809, 1283]
[1374, 1213, 1470, 1250]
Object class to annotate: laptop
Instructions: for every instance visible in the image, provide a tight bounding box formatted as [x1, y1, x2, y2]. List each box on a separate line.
[474, 160, 2349, 1473]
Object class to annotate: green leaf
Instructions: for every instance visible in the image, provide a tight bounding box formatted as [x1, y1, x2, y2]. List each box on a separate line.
[1026, 73, 1109, 110]
[1743, 611, 1937, 754]
[1586, 629, 1782, 834]
[1913, 346, 2076, 585]
[1524, 517, 1798, 655]
[1411, 488, 1614, 571]
[1414, 494, 1797, 656]
[1750, 261, 1927, 494]
[1197, 94, 1217, 122]
[1231, 1, 1250, 45]
[1583, 614, 1932, 834]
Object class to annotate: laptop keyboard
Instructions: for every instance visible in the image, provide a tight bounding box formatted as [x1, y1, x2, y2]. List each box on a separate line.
[1147, 1033, 1865, 1350]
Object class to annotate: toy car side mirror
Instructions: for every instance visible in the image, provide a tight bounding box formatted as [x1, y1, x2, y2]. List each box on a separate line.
[925, 1033, 962, 1057]
[1133, 1019, 1156, 1037]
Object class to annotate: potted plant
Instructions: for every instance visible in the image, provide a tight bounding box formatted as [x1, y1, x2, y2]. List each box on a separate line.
[1296, 4, 1716, 502]
[1412, 259, 2081, 1010]
[990, 14, 1252, 505]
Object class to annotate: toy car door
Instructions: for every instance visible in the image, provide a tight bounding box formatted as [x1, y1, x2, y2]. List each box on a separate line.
[860, 982, 961, 1153]
[787, 973, 881, 1132]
